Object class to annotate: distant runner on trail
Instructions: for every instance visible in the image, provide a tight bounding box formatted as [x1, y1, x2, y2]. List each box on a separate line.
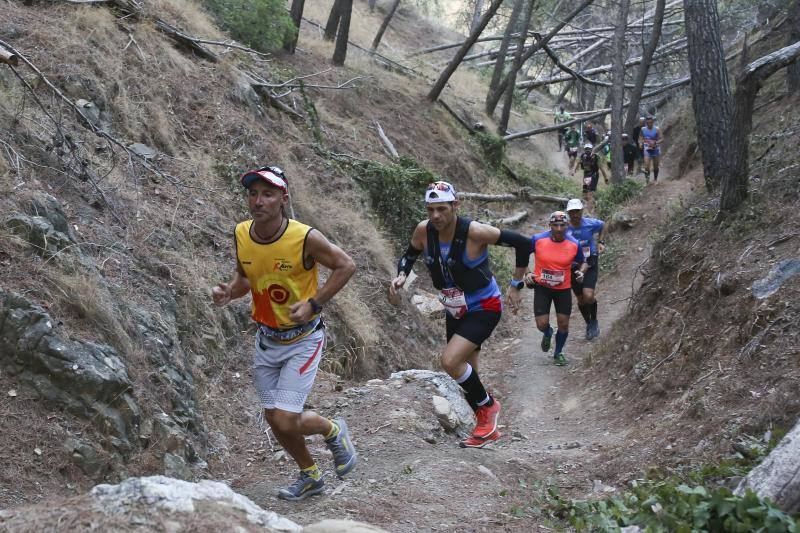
[583, 121, 599, 146]
[554, 106, 572, 151]
[622, 133, 638, 175]
[571, 143, 600, 212]
[524, 211, 588, 366]
[388, 181, 531, 448]
[638, 115, 663, 184]
[564, 125, 581, 166]
[565, 198, 607, 340]
[631, 117, 646, 175]
[212, 166, 358, 501]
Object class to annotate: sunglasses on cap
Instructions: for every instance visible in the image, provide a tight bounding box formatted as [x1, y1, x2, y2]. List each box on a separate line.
[241, 165, 288, 192]
[427, 181, 454, 192]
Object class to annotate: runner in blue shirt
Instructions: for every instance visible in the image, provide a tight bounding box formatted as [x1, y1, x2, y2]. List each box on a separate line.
[565, 198, 607, 340]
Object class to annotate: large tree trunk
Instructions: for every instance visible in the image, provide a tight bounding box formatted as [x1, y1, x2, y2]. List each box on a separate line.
[736, 417, 800, 514]
[684, 0, 732, 191]
[283, 0, 305, 53]
[486, 0, 525, 112]
[609, 0, 631, 184]
[788, 0, 800, 93]
[498, 0, 536, 134]
[720, 41, 800, 214]
[470, 0, 486, 34]
[371, 0, 401, 51]
[332, 0, 353, 65]
[484, 0, 594, 112]
[427, 0, 505, 102]
[624, 0, 665, 134]
[324, 0, 342, 41]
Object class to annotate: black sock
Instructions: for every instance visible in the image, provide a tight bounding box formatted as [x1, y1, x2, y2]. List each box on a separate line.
[589, 301, 598, 321]
[456, 364, 493, 411]
[578, 303, 590, 324]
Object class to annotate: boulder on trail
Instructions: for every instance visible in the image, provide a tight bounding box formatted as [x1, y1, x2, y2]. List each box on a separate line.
[0, 476, 388, 532]
[735, 418, 800, 514]
[610, 211, 638, 230]
[411, 291, 445, 318]
[391, 370, 474, 430]
[0, 291, 141, 452]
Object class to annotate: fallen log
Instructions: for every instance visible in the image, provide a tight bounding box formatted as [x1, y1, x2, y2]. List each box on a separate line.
[155, 20, 218, 62]
[0, 47, 19, 66]
[485, 210, 528, 225]
[459, 190, 568, 204]
[735, 418, 800, 514]
[373, 120, 399, 158]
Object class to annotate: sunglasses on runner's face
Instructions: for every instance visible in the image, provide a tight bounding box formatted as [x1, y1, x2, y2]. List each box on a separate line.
[551, 223, 567, 227]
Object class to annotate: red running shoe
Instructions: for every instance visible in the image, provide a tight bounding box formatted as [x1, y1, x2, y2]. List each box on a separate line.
[472, 399, 501, 439]
[459, 430, 502, 448]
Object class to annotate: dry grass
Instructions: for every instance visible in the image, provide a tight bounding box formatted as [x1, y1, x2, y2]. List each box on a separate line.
[45, 272, 134, 356]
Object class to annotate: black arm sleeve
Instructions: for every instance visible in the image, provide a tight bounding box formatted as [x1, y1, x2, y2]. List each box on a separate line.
[496, 229, 532, 268]
[397, 244, 422, 276]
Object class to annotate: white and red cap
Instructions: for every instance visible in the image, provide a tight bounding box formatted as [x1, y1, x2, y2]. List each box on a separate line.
[240, 166, 288, 192]
[425, 181, 457, 203]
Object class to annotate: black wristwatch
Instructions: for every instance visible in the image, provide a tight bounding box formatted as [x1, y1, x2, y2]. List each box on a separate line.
[510, 279, 525, 290]
[308, 298, 323, 314]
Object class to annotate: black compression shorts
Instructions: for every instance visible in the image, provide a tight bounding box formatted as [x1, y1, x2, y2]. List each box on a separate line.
[572, 261, 599, 295]
[446, 310, 501, 349]
[533, 284, 572, 316]
[582, 172, 599, 192]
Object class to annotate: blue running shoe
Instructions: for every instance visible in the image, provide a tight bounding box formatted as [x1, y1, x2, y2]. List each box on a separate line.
[325, 418, 357, 478]
[277, 471, 324, 501]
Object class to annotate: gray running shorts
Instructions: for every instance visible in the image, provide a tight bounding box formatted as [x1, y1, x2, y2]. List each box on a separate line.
[253, 326, 325, 413]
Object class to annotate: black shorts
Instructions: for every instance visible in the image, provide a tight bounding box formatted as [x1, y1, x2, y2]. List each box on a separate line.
[572, 259, 599, 295]
[446, 310, 501, 349]
[582, 172, 599, 192]
[533, 284, 572, 316]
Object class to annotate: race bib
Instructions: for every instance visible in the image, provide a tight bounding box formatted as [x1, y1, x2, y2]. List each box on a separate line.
[540, 269, 566, 286]
[582, 245, 591, 258]
[439, 287, 468, 319]
[584, 176, 593, 186]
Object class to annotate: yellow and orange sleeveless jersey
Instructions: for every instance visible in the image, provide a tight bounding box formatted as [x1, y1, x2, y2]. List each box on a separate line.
[235, 219, 319, 329]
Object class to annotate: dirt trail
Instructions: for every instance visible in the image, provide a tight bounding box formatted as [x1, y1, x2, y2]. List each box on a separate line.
[235, 158, 698, 531]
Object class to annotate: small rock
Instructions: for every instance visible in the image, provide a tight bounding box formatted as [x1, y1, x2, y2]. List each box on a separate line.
[272, 450, 286, 462]
[592, 479, 616, 493]
[128, 143, 157, 159]
[477, 465, 497, 480]
[163, 453, 192, 481]
[34, 447, 42, 456]
[431, 395, 459, 432]
[411, 291, 445, 318]
[611, 212, 638, 230]
[7, 389, 17, 397]
[366, 379, 383, 386]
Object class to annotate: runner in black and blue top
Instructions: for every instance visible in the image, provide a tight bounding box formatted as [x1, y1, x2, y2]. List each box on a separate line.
[388, 181, 532, 448]
[565, 198, 607, 340]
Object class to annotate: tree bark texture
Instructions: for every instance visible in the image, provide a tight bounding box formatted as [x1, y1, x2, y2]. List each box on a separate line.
[720, 41, 800, 213]
[788, 0, 800, 93]
[470, 0, 486, 34]
[324, 0, 342, 41]
[486, 0, 525, 109]
[624, 0, 665, 134]
[484, 0, 595, 112]
[609, 0, 631, 184]
[332, 0, 353, 65]
[684, 0, 732, 191]
[283, 0, 306, 53]
[427, 0, 505, 102]
[498, 0, 536, 134]
[736, 417, 800, 514]
[372, 0, 401, 51]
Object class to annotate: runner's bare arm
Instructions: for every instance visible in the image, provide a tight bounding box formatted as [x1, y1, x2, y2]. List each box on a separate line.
[212, 262, 250, 307]
[389, 221, 427, 301]
[291, 229, 356, 323]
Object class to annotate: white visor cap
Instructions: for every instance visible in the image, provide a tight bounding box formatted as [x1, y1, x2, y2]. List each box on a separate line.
[425, 182, 457, 203]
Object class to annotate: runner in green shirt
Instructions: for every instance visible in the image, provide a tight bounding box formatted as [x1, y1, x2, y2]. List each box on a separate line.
[563, 125, 580, 166]
[553, 106, 572, 151]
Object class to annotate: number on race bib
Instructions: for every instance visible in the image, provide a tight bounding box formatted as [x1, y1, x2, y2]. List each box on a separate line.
[540, 269, 566, 286]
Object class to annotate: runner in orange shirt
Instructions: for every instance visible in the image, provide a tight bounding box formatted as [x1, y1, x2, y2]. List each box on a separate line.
[524, 211, 588, 366]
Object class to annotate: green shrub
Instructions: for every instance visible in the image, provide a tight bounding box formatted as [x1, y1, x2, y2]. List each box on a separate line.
[594, 179, 645, 220]
[201, 0, 296, 52]
[349, 156, 438, 244]
[475, 131, 507, 170]
[512, 163, 582, 198]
